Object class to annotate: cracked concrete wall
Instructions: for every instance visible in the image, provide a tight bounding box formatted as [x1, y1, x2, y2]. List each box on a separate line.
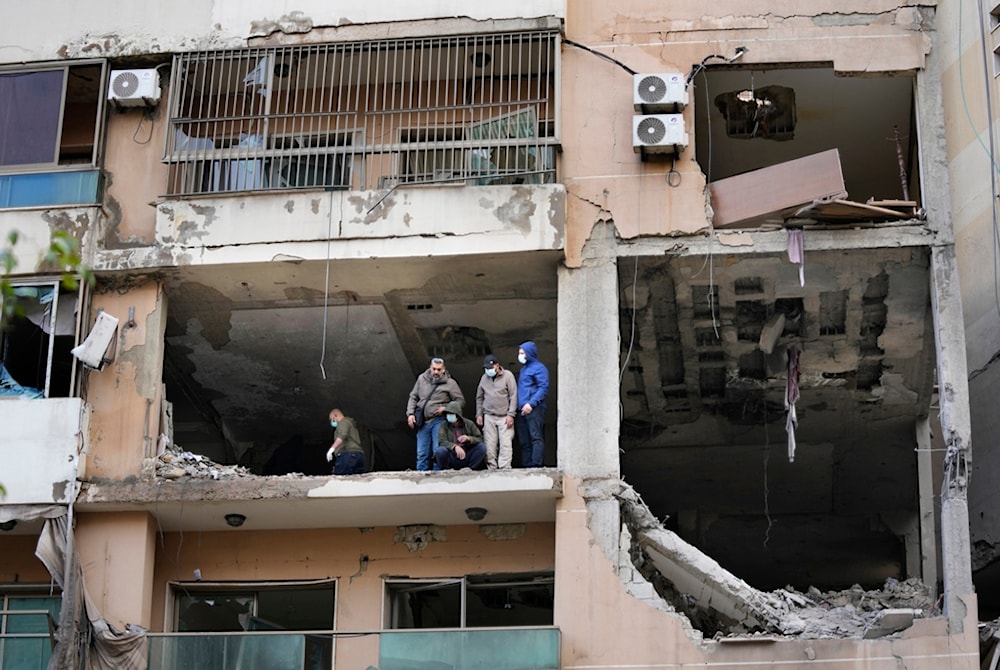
[94, 185, 565, 271]
[555, 475, 979, 670]
[0, 2, 564, 64]
[84, 278, 168, 480]
[937, 0, 1000, 569]
[103, 98, 171, 249]
[560, 3, 935, 267]
[0, 207, 102, 276]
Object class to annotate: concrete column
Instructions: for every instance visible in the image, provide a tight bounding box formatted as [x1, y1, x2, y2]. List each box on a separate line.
[915, 20, 975, 630]
[916, 416, 939, 597]
[557, 222, 621, 558]
[930, 244, 975, 631]
[557, 222, 621, 480]
[75, 511, 157, 629]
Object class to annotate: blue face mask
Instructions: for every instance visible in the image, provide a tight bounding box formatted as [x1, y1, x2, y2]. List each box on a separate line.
[330, 420, 338, 428]
[446, 414, 458, 424]
[485, 368, 497, 378]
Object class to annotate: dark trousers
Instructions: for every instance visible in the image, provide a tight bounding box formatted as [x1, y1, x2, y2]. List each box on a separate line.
[433, 442, 487, 470]
[333, 451, 366, 475]
[516, 407, 546, 467]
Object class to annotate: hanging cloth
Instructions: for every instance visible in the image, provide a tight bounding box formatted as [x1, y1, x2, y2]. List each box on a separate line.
[785, 345, 801, 462]
[787, 229, 805, 287]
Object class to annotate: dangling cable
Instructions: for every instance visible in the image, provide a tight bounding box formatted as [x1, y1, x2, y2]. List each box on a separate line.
[319, 189, 335, 380]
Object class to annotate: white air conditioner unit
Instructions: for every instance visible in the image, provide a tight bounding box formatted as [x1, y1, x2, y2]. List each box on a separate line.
[633, 73, 688, 111]
[632, 114, 688, 154]
[108, 69, 161, 108]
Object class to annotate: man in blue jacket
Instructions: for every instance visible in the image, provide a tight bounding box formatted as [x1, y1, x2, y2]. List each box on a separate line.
[515, 341, 549, 467]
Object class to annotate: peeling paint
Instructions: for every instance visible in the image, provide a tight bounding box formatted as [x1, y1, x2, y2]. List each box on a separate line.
[492, 187, 537, 235]
[284, 200, 295, 214]
[311, 198, 320, 215]
[394, 524, 446, 552]
[249, 11, 315, 38]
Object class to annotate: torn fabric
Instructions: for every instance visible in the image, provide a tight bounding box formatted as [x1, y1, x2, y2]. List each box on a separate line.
[34, 514, 147, 670]
[785, 345, 801, 462]
[787, 228, 805, 286]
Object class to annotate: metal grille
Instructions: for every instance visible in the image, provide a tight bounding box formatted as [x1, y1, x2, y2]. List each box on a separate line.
[165, 31, 558, 196]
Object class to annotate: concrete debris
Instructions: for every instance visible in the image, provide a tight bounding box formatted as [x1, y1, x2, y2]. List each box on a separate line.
[155, 442, 257, 480]
[615, 482, 937, 640]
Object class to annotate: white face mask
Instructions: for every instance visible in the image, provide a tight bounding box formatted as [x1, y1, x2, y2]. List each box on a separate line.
[518, 353, 527, 365]
[446, 414, 458, 424]
[485, 368, 497, 378]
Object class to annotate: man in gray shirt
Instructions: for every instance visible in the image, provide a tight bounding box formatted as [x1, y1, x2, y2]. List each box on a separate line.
[475, 354, 517, 469]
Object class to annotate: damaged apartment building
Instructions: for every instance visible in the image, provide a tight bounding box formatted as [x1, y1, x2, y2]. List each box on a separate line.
[0, 1, 989, 669]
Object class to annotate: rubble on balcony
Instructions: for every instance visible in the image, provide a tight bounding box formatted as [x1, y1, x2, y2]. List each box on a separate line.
[155, 441, 261, 480]
[615, 483, 937, 640]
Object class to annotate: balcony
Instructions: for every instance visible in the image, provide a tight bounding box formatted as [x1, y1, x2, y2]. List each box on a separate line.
[147, 626, 560, 670]
[163, 30, 558, 198]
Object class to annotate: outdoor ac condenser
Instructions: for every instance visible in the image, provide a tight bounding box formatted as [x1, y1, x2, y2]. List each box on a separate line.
[633, 73, 688, 111]
[632, 114, 688, 154]
[108, 69, 161, 108]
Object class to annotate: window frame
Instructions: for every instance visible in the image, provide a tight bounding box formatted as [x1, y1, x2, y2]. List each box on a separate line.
[382, 574, 554, 630]
[0, 277, 85, 399]
[0, 59, 108, 174]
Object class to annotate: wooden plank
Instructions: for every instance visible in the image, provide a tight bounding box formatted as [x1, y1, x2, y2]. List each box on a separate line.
[708, 149, 847, 228]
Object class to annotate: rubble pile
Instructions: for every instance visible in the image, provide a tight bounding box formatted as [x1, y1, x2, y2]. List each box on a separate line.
[155, 443, 255, 481]
[615, 481, 938, 640]
[775, 578, 936, 639]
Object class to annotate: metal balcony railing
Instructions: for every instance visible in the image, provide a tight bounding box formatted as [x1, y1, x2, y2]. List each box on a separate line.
[146, 626, 560, 670]
[164, 31, 559, 196]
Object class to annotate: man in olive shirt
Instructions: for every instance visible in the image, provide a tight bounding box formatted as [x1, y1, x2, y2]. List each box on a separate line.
[325, 408, 366, 474]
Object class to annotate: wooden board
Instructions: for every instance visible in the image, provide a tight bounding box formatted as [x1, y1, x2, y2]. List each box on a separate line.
[708, 149, 847, 229]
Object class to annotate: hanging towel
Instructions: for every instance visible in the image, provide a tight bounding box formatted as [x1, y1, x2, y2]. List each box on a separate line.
[787, 229, 805, 287]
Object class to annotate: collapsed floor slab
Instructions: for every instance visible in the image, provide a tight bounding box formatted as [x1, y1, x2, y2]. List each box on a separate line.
[613, 482, 937, 639]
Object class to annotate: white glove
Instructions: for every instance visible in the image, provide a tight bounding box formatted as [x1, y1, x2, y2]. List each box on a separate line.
[326, 447, 335, 462]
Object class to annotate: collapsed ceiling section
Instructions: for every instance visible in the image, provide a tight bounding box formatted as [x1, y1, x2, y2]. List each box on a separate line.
[617, 247, 935, 593]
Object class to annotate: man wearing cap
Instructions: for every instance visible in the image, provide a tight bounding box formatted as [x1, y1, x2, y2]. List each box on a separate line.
[434, 400, 487, 470]
[475, 353, 517, 469]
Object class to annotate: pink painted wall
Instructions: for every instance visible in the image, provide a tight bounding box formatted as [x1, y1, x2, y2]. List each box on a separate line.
[84, 280, 166, 480]
[559, 3, 932, 266]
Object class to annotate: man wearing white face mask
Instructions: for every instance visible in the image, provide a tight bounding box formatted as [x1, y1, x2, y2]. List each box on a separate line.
[435, 400, 487, 470]
[475, 354, 517, 469]
[325, 408, 366, 475]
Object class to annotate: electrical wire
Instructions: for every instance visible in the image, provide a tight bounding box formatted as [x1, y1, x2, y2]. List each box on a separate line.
[562, 38, 636, 75]
[319, 189, 334, 380]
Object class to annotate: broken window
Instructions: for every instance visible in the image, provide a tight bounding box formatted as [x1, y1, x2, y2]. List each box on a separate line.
[0, 61, 106, 208]
[695, 67, 919, 220]
[0, 281, 80, 398]
[161, 582, 334, 669]
[715, 84, 796, 140]
[165, 31, 558, 195]
[0, 593, 60, 669]
[385, 574, 554, 629]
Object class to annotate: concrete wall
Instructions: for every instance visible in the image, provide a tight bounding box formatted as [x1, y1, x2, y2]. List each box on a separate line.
[76, 511, 157, 628]
[84, 279, 167, 480]
[560, 2, 933, 266]
[0, 398, 83, 504]
[0, 535, 53, 583]
[147, 521, 554, 668]
[937, 0, 1000, 566]
[0, 1, 565, 64]
[554, 477, 979, 670]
